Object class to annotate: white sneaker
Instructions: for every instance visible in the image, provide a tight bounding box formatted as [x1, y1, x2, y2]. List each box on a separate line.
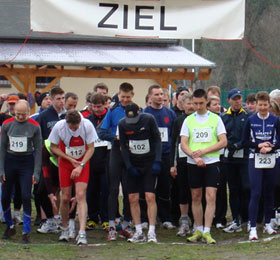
[249, 228, 258, 241]
[216, 223, 225, 229]
[223, 221, 242, 233]
[37, 220, 60, 234]
[162, 221, 176, 230]
[14, 213, 23, 225]
[147, 232, 157, 243]
[69, 226, 76, 239]
[59, 227, 69, 242]
[270, 219, 278, 230]
[176, 224, 190, 236]
[276, 211, 280, 226]
[141, 222, 149, 230]
[76, 232, 88, 246]
[263, 224, 277, 235]
[247, 221, 251, 233]
[54, 215, 62, 229]
[127, 231, 146, 243]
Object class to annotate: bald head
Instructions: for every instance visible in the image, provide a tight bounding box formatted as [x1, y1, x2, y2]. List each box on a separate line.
[15, 100, 30, 122]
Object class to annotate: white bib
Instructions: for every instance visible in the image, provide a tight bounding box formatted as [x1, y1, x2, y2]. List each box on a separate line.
[9, 136, 27, 152]
[107, 142, 112, 150]
[192, 127, 212, 143]
[224, 148, 244, 158]
[66, 145, 86, 159]
[255, 153, 276, 169]
[159, 127, 168, 142]
[129, 140, 150, 154]
[94, 138, 108, 148]
[178, 144, 187, 158]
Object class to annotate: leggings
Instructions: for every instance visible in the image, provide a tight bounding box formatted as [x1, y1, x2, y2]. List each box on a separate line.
[248, 159, 279, 227]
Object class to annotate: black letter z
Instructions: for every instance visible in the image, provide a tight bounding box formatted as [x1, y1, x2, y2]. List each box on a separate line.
[98, 3, 118, 28]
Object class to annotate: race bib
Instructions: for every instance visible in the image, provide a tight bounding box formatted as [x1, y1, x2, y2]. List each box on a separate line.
[9, 136, 27, 152]
[129, 140, 150, 154]
[178, 144, 187, 158]
[192, 127, 212, 143]
[255, 153, 276, 169]
[94, 138, 108, 148]
[224, 148, 244, 158]
[66, 145, 86, 159]
[107, 142, 112, 150]
[159, 127, 168, 142]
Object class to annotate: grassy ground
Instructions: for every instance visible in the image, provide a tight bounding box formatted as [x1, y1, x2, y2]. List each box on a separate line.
[1, 221, 280, 260]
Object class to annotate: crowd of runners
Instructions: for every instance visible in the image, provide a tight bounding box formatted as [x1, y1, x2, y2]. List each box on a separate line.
[1, 83, 280, 245]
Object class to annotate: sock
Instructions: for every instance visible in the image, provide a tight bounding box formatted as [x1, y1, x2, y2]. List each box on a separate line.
[79, 230, 86, 235]
[197, 226, 203, 233]
[148, 225, 155, 234]
[204, 227, 210, 234]
[135, 224, 142, 233]
[54, 215, 60, 220]
[181, 215, 189, 225]
[109, 220, 115, 228]
[69, 219, 75, 229]
[122, 220, 129, 230]
[251, 227, 256, 231]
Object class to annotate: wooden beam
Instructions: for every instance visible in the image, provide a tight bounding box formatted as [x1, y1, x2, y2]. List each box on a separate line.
[41, 77, 61, 93]
[4, 75, 25, 93]
[167, 80, 179, 90]
[30, 76, 36, 114]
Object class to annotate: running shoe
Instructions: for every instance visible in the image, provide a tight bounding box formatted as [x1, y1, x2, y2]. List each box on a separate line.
[86, 220, 97, 230]
[102, 222, 109, 231]
[223, 221, 242, 233]
[76, 233, 88, 246]
[270, 219, 278, 230]
[202, 232, 216, 244]
[13, 214, 23, 225]
[107, 227, 117, 241]
[187, 230, 203, 243]
[276, 211, 280, 226]
[141, 222, 149, 230]
[22, 233, 30, 244]
[119, 227, 133, 239]
[147, 232, 157, 243]
[162, 221, 176, 230]
[176, 224, 190, 237]
[263, 224, 277, 235]
[215, 223, 225, 229]
[247, 221, 251, 233]
[59, 227, 69, 242]
[249, 228, 258, 241]
[128, 231, 146, 243]
[69, 226, 76, 239]
[37, 220, 60, 234]
[2, 226, 16, 239]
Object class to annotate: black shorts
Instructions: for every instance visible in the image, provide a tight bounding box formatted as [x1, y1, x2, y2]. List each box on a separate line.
[188, 162, 220, 189]
[127, 164, 157, 194]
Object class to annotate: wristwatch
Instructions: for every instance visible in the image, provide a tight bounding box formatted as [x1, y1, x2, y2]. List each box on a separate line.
[80, 162, 85, 168]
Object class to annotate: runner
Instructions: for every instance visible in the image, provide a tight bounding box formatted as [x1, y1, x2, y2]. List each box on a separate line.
[0, 100, 42, 243]
[118, 103, 162, 243]
[242, 91, 280, 241]
[180, 89, 227, 244]
[48, 110, 98, 245]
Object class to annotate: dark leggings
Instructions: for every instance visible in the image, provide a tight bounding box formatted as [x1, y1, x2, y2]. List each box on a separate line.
[248, 159, 279, 227]
[2, 153, 33, 234]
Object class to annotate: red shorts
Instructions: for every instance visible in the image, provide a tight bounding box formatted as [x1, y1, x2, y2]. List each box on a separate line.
[58, 159, 89, 188]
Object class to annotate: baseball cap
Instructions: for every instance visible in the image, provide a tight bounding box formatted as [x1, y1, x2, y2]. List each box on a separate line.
[176, 87, 189, 99]
[228, 88, 242, 99]
[7, 95, 20, 104]
[125, 103, 140, 124]
[35, 91, 50, 106]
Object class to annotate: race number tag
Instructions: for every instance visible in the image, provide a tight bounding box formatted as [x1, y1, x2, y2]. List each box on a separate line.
[255, 153, 276, 169]
[129, 140, 150, 154]
[66, 145, 86, 159]
[158, 127, 168, 142]
[178, 144, 187, 158]
[94, 138, 108, 148]
[224, 148, 244, 158]
[192, 127, 212, 143]
[9, 136, 27, 152]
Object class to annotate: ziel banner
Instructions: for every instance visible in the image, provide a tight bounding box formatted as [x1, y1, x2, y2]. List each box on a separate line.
[30, 0, 245, 39]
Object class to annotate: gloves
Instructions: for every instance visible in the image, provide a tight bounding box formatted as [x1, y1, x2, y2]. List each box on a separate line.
[152, 161, 162, 176]
[127, 166, 140, 177]
[227, 143, 237, 160]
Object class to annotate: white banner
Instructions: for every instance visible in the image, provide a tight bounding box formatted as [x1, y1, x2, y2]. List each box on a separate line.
[30, 0, 245, 39]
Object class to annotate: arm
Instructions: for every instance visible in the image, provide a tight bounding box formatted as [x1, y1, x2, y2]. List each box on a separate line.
[0, 125, 8, 181]
[118, 123, 132, 169]
[33, 126, 42, 183]
[170, 118, 179, 167]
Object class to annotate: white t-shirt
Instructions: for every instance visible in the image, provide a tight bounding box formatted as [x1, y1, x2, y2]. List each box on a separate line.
[48, 118, 98, 147]
[180, 111, 226, 164]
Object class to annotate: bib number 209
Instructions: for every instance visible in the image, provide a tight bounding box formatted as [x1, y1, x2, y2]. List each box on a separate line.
[193, 127, 212, 143]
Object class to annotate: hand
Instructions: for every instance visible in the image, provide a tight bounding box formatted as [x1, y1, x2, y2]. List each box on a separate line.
[48, 193, 58, 212]
[1, 174, 5, 184]
[68, 157, 80, 168]
[69, 197, 77, 214]
[127, 166, 140, 177]
[194, 157, 206, 167]
[258, 142, 271, 149]
[71, 166, 82, 180]
[192, 149, 205, 158]
[170, 167, 177, 179]
[152, 161, 162, 176]
[260, 146, 272, 154]
[32, 175, 38, 184]
[0, 94, 8, 104]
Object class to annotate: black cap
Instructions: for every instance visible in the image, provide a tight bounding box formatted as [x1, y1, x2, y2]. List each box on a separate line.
[125, 103, 140, 124]
[228, 88, 242, 99]
[35, 91, 50, 106]
[176, 87, 189, 99]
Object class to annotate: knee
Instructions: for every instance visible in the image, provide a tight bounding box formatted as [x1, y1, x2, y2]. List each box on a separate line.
[62, 194, 71, 204]
[76, 191, 86, 203]
[145, 193, 156, 205]
[206, 193, 216, 204]
[129, 194, 139, 205]
[191, 193, 202, 204]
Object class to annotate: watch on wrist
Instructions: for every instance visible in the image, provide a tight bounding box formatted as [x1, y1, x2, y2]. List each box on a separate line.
[80, 162, 85, 168]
